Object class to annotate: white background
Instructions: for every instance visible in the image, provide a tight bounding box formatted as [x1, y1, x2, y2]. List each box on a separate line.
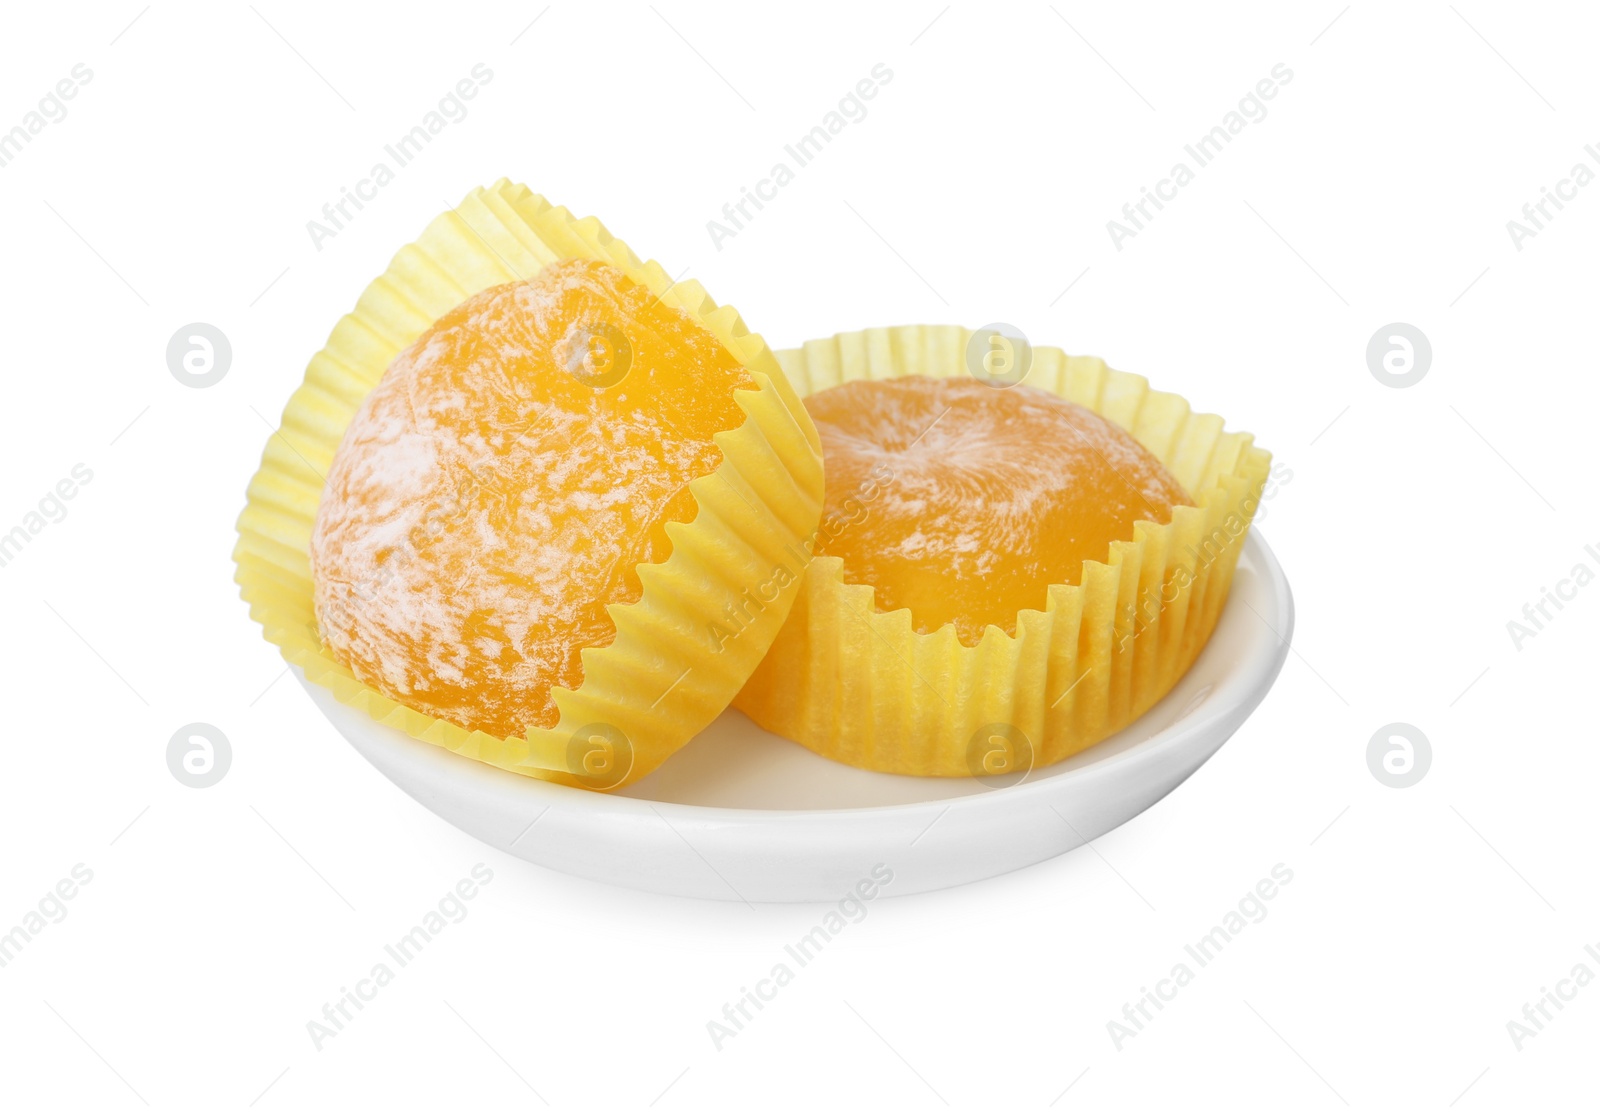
[0, 1, 1594, 1108]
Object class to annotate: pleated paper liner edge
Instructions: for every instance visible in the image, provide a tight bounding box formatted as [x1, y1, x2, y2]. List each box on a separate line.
[732, 324, 1271, 777]
[233, 180, 824, 790]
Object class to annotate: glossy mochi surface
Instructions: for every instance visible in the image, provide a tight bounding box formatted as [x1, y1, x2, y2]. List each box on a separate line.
[310, 259, 754, 738]
[804, 375, 1192, 645]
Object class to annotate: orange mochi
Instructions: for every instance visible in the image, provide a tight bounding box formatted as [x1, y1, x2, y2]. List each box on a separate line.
[309, 257, 755, 739]
[805, 375, 1192, 645]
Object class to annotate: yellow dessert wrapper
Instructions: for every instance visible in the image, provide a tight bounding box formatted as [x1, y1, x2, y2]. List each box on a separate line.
[733, 325, 1271, 777]
[234, 180, 824, 790]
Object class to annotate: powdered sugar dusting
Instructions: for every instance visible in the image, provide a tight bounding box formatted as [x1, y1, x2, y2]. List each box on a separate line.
[310, 258, 754, 738]
[807, 376, 1191, 645]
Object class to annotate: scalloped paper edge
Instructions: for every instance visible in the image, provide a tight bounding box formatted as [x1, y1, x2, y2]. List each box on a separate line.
[234, 180, 824, 790]
[733, 325, 1271, 776]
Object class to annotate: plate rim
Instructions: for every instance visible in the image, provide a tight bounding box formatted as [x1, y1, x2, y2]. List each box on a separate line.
[303, 531, 1292, 827]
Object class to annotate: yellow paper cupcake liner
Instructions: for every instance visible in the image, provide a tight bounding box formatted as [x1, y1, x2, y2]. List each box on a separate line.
[234, 180, 824, 790]
[732, 325, 1271, 777]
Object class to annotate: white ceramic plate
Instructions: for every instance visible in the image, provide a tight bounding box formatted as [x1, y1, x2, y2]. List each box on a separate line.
[299, 532, 1292, 902]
